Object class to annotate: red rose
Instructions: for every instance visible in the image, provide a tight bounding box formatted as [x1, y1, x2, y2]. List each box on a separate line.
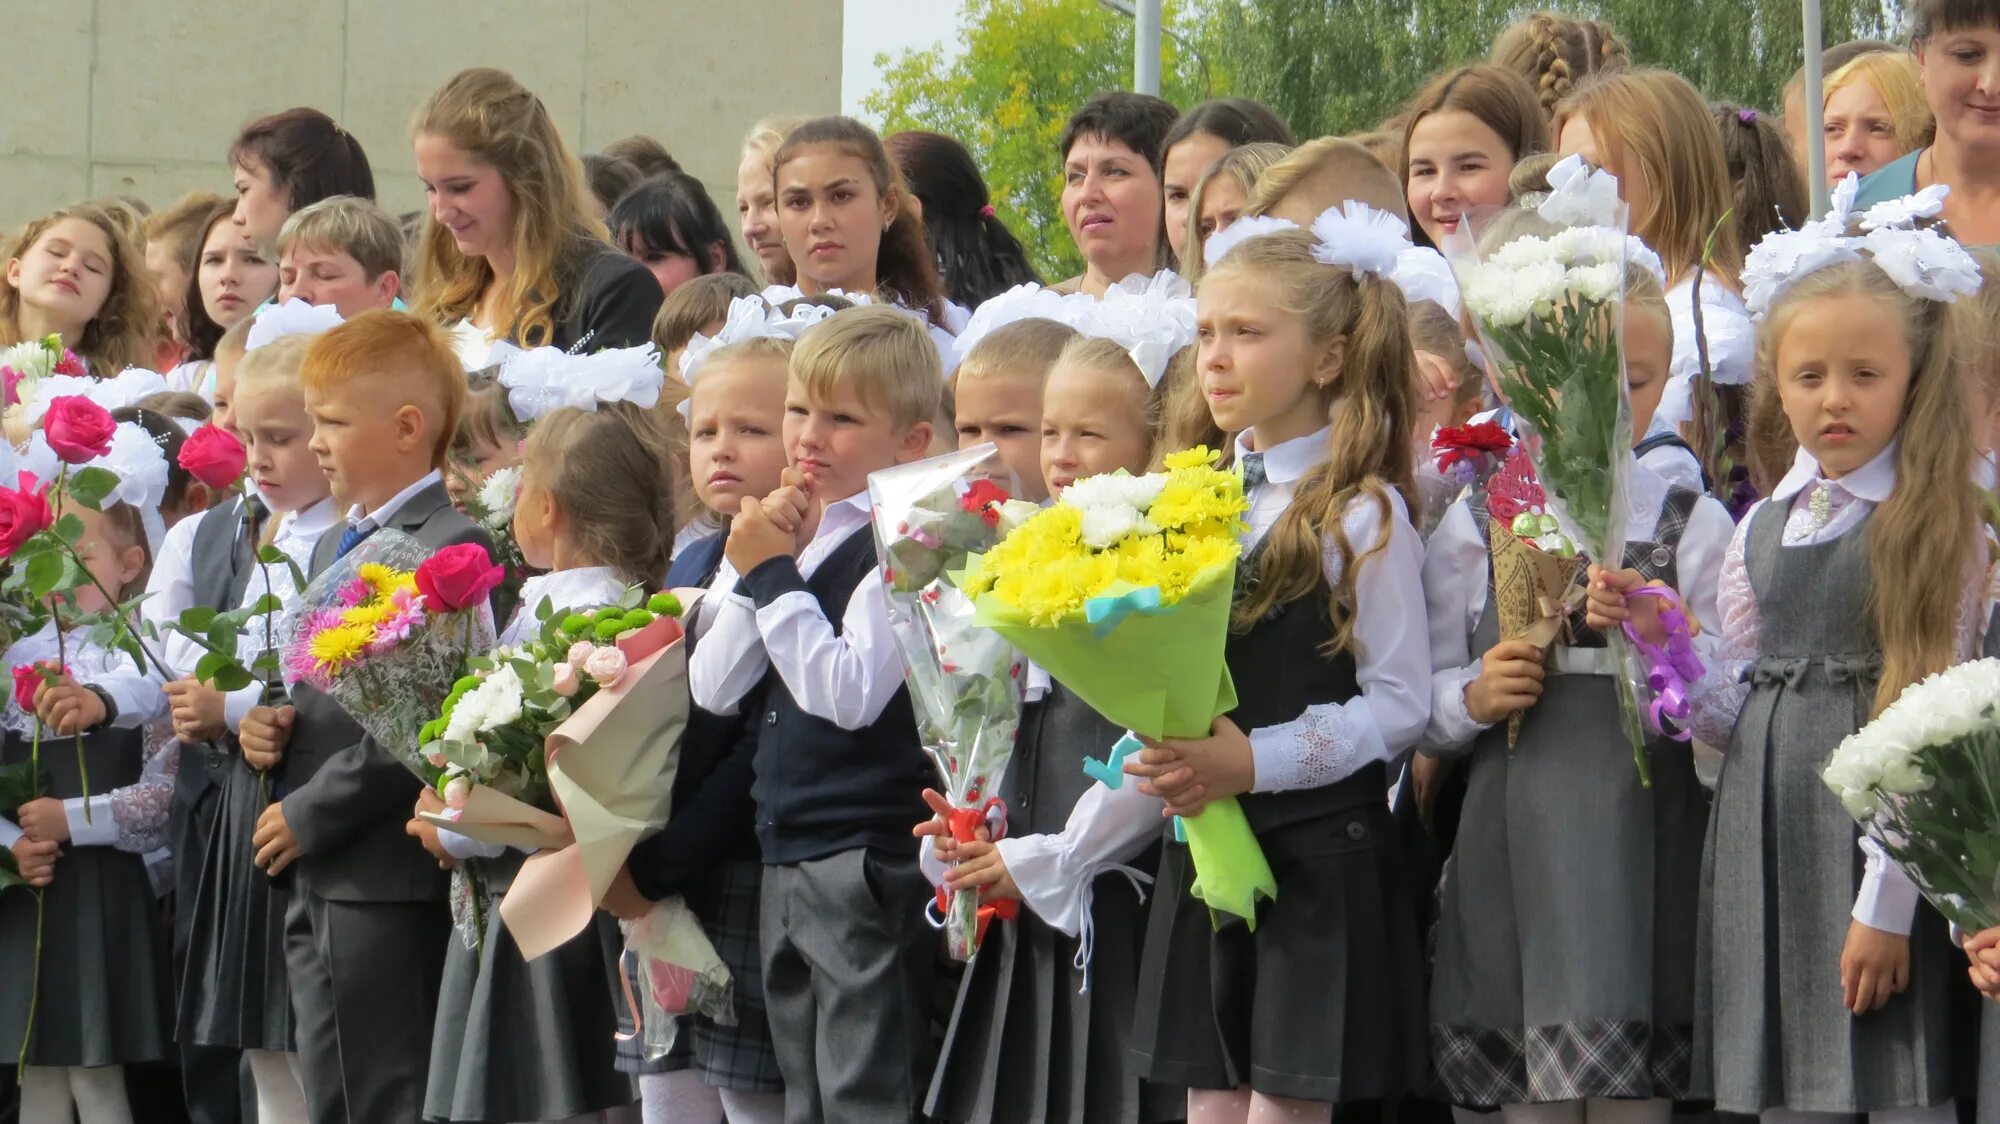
[415, 543, 506, 613]
[43, 395, 117, 464]
[177, 424, 248, 491]
[0, 471, 54, 559]
[11, 660, 61, 714]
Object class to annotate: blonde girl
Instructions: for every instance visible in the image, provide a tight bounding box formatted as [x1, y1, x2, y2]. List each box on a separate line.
[1675, 255, 1988, 1124]
[1556, 69, 1756, 456]
[1178, 142, 1294, 283]
[1128, 225, 1430, 1123]
[739, 115, 807, 287]
[416, 400, 675, 1124]
[1490, 11, 1631, 120]
[1822, 51, 1934, 185]
[409, 66, 662, 366]
[1039, 335, 1184, 495]
[1, 201, 160, 376]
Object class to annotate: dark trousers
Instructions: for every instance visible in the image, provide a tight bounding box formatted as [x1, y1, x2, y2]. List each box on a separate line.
[760, 849, 936, 1124]
[284, 890, 446, 1124]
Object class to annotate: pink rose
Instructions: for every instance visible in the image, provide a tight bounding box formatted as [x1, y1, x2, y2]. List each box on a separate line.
[0, 472, 53, 559]
[583, 646, 628, 687]
[1, 368, 23, 408]
[566, 641, 597, 667]
[550, 663, 580, 697]
[414, 543, 506, 613]
[42, 396, 116, 464]
[177, 423, 248, 490]
[443, 775, 470, 810]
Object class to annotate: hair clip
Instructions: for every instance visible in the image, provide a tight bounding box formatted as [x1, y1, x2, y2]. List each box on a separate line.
[1737, 108, 1759, 125]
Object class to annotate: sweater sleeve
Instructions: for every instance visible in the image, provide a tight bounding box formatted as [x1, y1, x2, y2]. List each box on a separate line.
[571, 249, 665, 351]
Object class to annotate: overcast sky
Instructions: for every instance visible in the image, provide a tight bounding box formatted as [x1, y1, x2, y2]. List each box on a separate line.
[843, 0, 968, 119]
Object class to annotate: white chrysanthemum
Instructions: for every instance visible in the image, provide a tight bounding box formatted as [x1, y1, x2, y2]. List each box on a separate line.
[444, 664, 526, 744]
[1489, 235, 1556, 270]
[1077, 502, 1160, 550]
[1565, 262, 1623, 303]
[1462, 266, 1535, 327]
[476, 465, 521, 528]
[1060, 470, 1168, 515]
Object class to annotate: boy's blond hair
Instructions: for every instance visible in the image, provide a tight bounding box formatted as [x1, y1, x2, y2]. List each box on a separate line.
[300, 310, 465, 468]
[235, 334, 314, 390]
[216, 318, 255, 367]
[790, 306, 941, 431]
[1244, 137, 1406, 224]
[278, 196, 405, 283]
[954, 318, 1079, 387]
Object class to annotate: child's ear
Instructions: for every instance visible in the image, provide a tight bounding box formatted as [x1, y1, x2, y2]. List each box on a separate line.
[897, 419, 934, 463]
[706, 243, 729, 274]
[180, 482, 215, 520]
[394, 403, 427, 456]
[117, 542, 147, 588]
[1314, 335, 1348, 389]
[373, 270, 401, 309]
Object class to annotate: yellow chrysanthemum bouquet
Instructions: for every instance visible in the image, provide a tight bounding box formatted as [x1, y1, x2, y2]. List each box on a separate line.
[963, 447, 1278, 927]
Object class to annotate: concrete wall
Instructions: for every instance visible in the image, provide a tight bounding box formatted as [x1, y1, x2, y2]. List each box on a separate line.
[0, 0, 845, 231]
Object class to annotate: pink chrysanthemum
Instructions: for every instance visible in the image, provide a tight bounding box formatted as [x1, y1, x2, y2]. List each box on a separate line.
[337, 578, 369, 607]
[367, 588, 427, 653]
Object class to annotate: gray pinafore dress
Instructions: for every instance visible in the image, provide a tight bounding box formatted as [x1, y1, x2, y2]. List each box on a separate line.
[1431, 488, 1710, 1109]
[424, 851, 637, 1122]
[926, 681, 1181, 1124]
[0, 724, 174, 1067]
[1694, 502, 1955, 1113]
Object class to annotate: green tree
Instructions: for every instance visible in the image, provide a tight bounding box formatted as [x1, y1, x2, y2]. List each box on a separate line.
[866, 0, 1216, 280]
[1594, 0, 1901, 110]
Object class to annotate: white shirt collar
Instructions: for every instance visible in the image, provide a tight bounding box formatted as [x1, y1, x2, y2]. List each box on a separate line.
[344, 469, 443, 530]
[1233, 426, 1330, 485]
[516, 566, 626, 616]
[1772, 439, 1899, 504]
[811, 491, 873, 542]
[276, 497, 339, 543]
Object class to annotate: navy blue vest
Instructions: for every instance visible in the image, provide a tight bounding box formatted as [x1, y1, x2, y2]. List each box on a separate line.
[741, 527, 929, 865]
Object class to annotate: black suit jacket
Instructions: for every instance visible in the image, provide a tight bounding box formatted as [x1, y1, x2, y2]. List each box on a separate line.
[547, 241, 665, 354]
[276, 480, 493, 903]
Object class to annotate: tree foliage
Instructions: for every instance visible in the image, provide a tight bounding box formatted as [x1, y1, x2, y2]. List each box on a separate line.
[867, 0, 1906, 279]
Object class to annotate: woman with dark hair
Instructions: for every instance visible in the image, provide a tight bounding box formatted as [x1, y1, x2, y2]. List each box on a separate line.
[1055, 91, 1179, 296]
[1160, 98, 1296, 263]
[582, 152, 644, 220]
[609, 171, 751, 296]
[885, 130, 1041, 312]
[229, 107, 375, 246]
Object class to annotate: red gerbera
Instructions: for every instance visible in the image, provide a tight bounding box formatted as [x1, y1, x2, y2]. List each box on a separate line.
[52, 350, 87, 378]
[1432, 421, 1513, 474]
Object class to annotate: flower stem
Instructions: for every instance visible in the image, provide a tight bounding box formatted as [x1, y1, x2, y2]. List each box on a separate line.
[52, 611, 88, 823]
[16, 723, 43, 1078]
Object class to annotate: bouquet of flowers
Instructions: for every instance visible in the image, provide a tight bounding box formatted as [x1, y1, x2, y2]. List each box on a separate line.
[0, 335, 85, 411]
[456, 464, 529, 609]
[1822, 659, 2000, 931]
[1447, 155, 1667, 783]
[277, 534, 501, 779]
[416, 593, 729, 1026]
[962, 447, 1277, 927]
[1432, 421, 1515, 491]
[869, 444, 1033, 960]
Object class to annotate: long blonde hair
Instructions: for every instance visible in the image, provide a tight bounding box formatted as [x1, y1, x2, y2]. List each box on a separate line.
[1555, 69, 1744, 288]
[1202, 230, 1416, 649]
[0, 202, 160, 374]
[409, 67, 605, 347]
[1749, 261, 1981, 715]
[1179, 142, 1293, 283]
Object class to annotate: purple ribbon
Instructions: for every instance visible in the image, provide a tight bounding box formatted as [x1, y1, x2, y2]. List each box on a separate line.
[1622, 586, 1704, 741]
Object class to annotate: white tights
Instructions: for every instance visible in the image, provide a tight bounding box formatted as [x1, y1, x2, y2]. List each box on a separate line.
[718, 1089, 786, 1124]
[1763, 1106, 1958, 1124]
[19, 1064, 132, 1124]
[245, 1048, 308, 1124]
[1187, 1087, 1335, 1123]
[1497, 1098, 1673, 1124]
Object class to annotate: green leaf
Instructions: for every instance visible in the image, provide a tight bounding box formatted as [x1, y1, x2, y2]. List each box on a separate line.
[257, 546, 306, 590]
[535, 596, 553, 621]
[177, 606, 218, 633]
[65, 467, 120, 510]
[23, 549, 64, 599]
[54, 514, 84, 545]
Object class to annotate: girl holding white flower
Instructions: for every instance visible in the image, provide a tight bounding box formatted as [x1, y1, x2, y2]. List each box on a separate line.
[1117, 222, 1433, 1121]
[413, 400, 677, 1124]
[1656, 226, 1990, 1120]
[1419, 259, 1735, 1123]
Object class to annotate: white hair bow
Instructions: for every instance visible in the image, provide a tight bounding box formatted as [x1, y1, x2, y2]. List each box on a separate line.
[1079, 271, 1198, 388]
[246, 299, 345, 352]
[1201, 215, 1301, 267]
[22, 366, 168, 426]
[951, 283, 1097, 369]
[1537, 154, 1624, 228]
[1741, 173, 1979, 317]
[500, 342, 666, 423]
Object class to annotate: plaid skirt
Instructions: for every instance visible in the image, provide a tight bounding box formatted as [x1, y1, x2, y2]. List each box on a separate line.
[614, 860, 783, 1094]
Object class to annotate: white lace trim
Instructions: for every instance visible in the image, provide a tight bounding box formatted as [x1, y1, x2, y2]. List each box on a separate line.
[108, 719, 177, 853]
[1249, 703, 1364, 793]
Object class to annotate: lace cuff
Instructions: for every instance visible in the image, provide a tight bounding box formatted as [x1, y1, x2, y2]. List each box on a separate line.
[1248, 702, 1380, 792]
[101, 724, 179, 854]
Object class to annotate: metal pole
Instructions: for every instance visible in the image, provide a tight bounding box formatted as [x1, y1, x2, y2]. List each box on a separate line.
[1803, 0, 1830, 215]
[1134, 0, 1162, 96]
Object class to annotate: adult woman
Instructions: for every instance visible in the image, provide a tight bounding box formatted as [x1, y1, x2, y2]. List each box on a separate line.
[229, 107, 376, 247]
[771, 116, 949, 327]
[1854, 0, 2000, 244]
[738, 116, 807, 286]
[885, 129, 1040, 311]
[1159, 98, 1296, 265]
[1055, 92, 1179, 296]
[1822, 52, 1934, 186]
[1402, 64, 1551, 249]
[410, 67, 663, 367]
[609, 171, 751, 296]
